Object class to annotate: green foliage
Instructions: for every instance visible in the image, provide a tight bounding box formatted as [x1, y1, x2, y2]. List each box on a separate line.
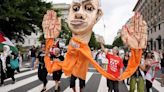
[104, 44, 113, 49]
[0, 0, 52, 43]
[89, 32, 100, 49]
[38, 33, 45, 43]
[59, 19, 72, 45]
[112, 36, 124, 47]
[16, 45, 26, 53]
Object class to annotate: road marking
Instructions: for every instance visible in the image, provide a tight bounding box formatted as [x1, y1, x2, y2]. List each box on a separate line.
[0, 75, 38, 92]
[64, 72, 93, 92]
[4, 69, 37, 82]
[97, 76, 108, 92]
[153, 80, 164, 92]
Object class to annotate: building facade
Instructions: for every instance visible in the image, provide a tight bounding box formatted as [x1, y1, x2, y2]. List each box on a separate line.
[53, 3, 70, 20]
[16, 32, 41, 47]
[133, 0, 164, 51]
[16, 3, 70, 48]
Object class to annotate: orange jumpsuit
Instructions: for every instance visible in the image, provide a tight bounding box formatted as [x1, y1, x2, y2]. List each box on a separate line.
[44, 37, 142, 80]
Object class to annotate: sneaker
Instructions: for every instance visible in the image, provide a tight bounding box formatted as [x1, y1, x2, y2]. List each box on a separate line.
[41, 88, 46, 92]
[12, 80, 16, 84]
[58, 86, 60, 90]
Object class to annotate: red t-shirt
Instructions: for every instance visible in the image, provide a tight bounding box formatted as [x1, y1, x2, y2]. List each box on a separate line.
[106, 53, 124, 78]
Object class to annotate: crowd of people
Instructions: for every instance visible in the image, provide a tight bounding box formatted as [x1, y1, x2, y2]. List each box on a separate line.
[0, 41, 164, 92]
[0, 45, 21, 86]
[92, 46, 164, 92]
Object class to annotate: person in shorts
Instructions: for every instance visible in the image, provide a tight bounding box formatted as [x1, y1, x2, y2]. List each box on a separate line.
[51, 48, 64, 91]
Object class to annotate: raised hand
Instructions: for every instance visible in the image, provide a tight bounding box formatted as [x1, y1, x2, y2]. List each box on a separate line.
[42, 10, 61, 39]
[97, 35, 105, 44]
[121, 12, 148, 49]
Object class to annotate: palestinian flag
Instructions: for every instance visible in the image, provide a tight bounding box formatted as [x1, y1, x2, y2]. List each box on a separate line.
[145, 61, 160, 83]
[0, 34, 18, 52]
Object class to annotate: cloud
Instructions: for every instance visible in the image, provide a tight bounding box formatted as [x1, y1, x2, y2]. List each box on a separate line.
[93, 0, 137, 44]
[45, 0, 138, 45]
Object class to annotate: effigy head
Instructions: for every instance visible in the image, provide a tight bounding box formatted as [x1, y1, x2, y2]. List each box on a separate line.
[68, 0, 103, 35]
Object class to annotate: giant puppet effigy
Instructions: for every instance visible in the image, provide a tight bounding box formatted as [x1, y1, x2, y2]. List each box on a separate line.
[43, 0, 147, 81]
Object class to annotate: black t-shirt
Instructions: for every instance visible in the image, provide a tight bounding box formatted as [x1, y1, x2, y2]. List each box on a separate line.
[31, 49, 36, 57]
[132, 67, 142, 77]
[123, 58, 129, 67]
[37, 51, 45, 65]
[0, 55, 10, 69]
[51, 55, 64, 61]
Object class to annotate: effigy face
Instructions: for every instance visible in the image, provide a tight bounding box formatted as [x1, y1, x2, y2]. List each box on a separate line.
[68, 0, 102, 35]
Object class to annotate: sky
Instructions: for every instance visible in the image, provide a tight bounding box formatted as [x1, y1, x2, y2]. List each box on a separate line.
[45, 0, 138, 45]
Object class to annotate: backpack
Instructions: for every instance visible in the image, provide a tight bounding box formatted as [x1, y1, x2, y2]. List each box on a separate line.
[10, 57, 19, 69]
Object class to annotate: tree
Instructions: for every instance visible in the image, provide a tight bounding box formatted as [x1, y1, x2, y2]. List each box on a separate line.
[59, 19, 72, 45]
[89, 32, 100, 49]
[0, 0, 52, 43]
[104, 44, 113, 49]
[112, 36, 124, 47]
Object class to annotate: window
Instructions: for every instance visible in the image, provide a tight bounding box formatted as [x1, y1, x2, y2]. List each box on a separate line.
[163, 39, 164, 50]
[159, 7, 161, 12]
[158, 24, 161, 30]
[158, 40, 161, 50]
[154, 26, 156, 32]
[151, 29, 153, 33]
[154, 41, 156, 50]
[151, 40, 153, 50]
[151, 4, 153, 10]
[28, 39, 30, 44]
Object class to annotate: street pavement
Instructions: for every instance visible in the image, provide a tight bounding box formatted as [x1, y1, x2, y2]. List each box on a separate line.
[0, 65, 164, 92]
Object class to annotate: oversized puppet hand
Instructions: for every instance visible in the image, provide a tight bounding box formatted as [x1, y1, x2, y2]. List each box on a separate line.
[42, 10, 61, 39]
[121, 12, 148, 49]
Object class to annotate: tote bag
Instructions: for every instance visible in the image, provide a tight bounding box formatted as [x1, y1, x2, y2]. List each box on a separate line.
[10, 58, 19, 69]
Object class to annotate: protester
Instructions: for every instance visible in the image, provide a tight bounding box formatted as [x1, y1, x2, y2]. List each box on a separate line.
[123, 51, 130, 85]
[160, 51, 164, 87]
[18, 51, 23, 68]
[30, 46, 36, 70]
[27, 49, 31, 61]
[51, 48, 64, 91]
[0, 45, 16, 86]
[144, 52, 160, 92]
[129, 57, 145, 92]
[95, 51, 103, 67]
[34, 44, 47, 92]
[101, 43, 124, 92]
[11, 52, 20, 73]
